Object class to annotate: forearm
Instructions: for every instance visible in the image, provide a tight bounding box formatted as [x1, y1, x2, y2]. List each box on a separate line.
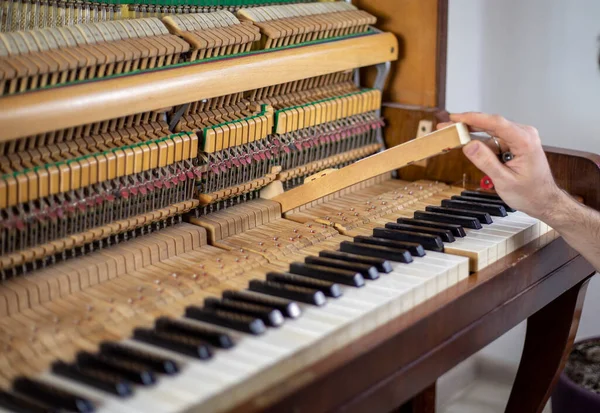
[540, 190, 600, 272]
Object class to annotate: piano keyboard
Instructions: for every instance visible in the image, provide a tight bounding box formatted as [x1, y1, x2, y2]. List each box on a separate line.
[0, 176, 557, 413]
[284, 180, 553, 271]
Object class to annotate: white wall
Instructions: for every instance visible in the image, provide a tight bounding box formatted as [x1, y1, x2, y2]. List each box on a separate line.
[447, 0, 600, 152]
[445, 0, 600, 371]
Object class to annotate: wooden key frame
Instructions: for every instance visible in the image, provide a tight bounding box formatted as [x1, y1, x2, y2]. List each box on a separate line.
[266, 123, 471, 212]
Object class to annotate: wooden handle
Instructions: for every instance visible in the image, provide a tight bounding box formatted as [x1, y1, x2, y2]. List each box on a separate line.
[269, 123, 471, 212]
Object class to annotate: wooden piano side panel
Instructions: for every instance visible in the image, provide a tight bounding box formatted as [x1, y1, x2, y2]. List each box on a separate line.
[544, 147, 600, 210]
[355, 0, 448, 108]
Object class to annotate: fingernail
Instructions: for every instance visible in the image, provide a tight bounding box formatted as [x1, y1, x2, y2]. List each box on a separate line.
[464, 141, 480, 156]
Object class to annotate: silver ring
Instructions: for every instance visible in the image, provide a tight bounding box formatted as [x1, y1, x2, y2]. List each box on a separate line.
[491, 136, 502, 155]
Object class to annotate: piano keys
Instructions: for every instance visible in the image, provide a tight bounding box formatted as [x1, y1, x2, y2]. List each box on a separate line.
[0, 195, 472, 412]
[2, 174, 552, 412]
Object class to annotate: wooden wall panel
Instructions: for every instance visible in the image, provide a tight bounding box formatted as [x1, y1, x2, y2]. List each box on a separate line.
[355, 0, 447, 107]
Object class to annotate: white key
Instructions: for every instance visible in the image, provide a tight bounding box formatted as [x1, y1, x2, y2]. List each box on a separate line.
[465, 229, 508, 258]
[285, 314, 339, 335]
[391, 261, 446, 298]
[426, 251, 470, 280]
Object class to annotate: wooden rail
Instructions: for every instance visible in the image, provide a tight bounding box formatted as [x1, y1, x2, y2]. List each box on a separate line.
[0, 32, 398, 142]
[270, 123, 471, 212]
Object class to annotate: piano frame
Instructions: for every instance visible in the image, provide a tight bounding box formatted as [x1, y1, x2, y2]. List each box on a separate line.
[1, 1, 598, 412]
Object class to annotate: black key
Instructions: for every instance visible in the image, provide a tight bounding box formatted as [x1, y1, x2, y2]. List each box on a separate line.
[396, 217, 466, 237]
[52, 361, 133, 397]
[353, 236, 426, 257]
[289, 262, 365, 287]
[441, 199, 507, 217]
[384, 222, 455, 242]
[0, 389, 57, 413]
[340, 241, 413, 263]
[248, 279, 326, 306]
[99, 342, 180, 375]
[75, 352, 156, 386]
[451, 195, 516, 212]
[425, 206, 493, 224]
[222, 290, 301, 319]
[133, 328, 213, 360]
[319, 250, 393, 273]
[266, 272, 342, 298]
[461, 190, 504, 201]
[373, 228, 444, 252]
[204, 297, 284, 328]
[305, 256, 379, 280]
[12, 377, 95, 413]
[414, 211, 482, 229]
[155, 317, 234, 349]
[185, 306, 266, 335]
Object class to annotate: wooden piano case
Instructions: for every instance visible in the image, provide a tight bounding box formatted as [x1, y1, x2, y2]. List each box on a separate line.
[0, 2, 597, 413]
[231, 1, 600, 412]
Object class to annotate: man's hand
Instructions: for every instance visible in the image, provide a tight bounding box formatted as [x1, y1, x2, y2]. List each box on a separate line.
[439, 112, 600, 272]
[438, 112, 562, 221]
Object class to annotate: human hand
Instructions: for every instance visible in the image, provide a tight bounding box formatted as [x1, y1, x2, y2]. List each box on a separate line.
[437, 112, 562, 220]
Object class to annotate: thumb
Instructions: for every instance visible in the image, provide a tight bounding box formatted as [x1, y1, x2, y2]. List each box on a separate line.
[463, 141, 511, 182]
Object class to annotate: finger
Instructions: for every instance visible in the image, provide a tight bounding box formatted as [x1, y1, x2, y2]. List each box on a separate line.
[515, 123, 541, 139]
[483, 137, 511, 154]
[462, 141, 513, 182]
[450, 112, 532, 154]
[434, 109, 451, 123]
[437, 122, 511, 153]
[436, 121, 454, 130]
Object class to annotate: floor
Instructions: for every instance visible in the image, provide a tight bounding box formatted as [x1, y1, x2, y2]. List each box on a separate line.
[440, 378, 552, 413]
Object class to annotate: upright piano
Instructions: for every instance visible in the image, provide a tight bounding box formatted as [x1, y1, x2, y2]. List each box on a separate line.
[0, 1, 598, 412]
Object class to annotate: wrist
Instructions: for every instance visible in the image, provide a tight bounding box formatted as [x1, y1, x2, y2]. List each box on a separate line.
[537, 186, 572, 226]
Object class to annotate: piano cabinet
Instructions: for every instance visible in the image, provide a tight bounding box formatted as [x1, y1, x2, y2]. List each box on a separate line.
[0, 1, 597, 412]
